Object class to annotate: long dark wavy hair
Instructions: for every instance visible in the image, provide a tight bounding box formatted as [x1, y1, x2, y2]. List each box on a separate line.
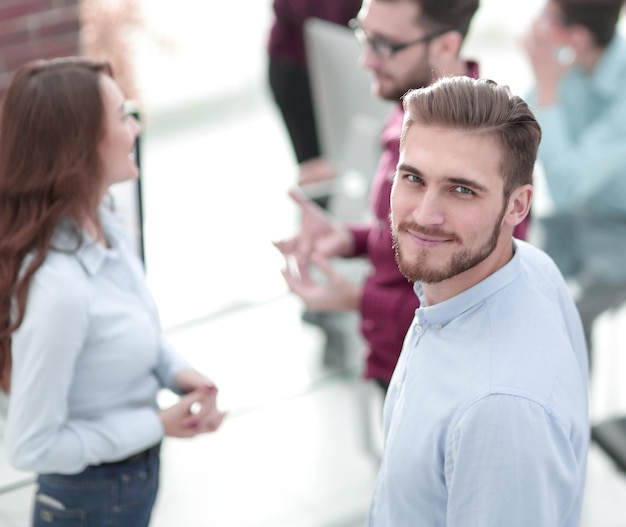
[0, 57, 113, 391]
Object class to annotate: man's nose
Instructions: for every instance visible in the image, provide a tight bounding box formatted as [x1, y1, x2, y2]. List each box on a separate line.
[413, 189, 445, 226]
[360, 43, 383, 71]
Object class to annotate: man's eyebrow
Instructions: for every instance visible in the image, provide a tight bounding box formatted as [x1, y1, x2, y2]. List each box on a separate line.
[397, 162, 421, 175]
[397, 163, 490, 193]
[357, 19, 399, 42]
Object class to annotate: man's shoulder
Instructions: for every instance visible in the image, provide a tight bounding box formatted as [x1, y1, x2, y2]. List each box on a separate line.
[490, 241, 575, 329]
[483, 241, 586, 391]
[515, 239, 566, 282]
[478, 241, 580, 348]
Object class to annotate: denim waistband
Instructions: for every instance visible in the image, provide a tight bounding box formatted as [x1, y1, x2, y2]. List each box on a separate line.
[95, 442, 161, 468]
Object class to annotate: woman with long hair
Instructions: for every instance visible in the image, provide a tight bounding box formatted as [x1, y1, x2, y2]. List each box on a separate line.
[0, 57, 225, 526]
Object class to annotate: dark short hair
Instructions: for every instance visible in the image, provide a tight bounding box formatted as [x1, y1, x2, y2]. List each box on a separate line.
[401, 76, 542, 200]
[419, 0, 479, 37]
[555, 0, 623, 47]
[377, 0, 480, 38]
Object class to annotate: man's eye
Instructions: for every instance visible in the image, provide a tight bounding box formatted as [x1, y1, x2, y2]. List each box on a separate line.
[406, 174, 422, 183]
[453, 186, 473, 195]
[373, 40, 394, 55]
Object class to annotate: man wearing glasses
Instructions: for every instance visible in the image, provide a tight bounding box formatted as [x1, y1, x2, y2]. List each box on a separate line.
[277, 0, 493, 392]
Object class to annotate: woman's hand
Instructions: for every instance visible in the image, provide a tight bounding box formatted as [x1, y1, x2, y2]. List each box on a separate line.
[159, 387, 226, 437]
[160, 369, 226, 437]
[522, 16, 571, 106]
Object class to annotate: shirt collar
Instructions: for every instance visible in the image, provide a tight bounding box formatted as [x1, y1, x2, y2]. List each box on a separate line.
[51, 208, 120, 276]
[414, 240, 521, 328]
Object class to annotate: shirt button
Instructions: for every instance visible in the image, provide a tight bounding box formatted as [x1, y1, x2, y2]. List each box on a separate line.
[435, 323, 443, 329]
[414, 325, 423, 334]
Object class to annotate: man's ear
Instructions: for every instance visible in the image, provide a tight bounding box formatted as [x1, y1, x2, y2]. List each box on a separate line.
[428, 30, 464, 77]
[504, 184, 533, 227]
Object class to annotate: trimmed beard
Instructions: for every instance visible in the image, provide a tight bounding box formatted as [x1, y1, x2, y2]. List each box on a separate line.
[391, 204, 506, 284]
[376, 55, 434, 102]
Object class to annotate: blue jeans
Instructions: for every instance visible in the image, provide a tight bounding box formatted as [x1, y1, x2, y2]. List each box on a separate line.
[32, 445, 160, 527]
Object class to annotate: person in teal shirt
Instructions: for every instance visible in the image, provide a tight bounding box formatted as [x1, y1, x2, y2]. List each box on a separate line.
[523, 0, 626, 358]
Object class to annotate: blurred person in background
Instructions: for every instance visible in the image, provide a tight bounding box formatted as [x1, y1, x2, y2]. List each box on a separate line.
[275, 0, 483, 392]
[267, 0, 362, 196]
[0, 58, 225, 527]
[523, 0, 626, 361]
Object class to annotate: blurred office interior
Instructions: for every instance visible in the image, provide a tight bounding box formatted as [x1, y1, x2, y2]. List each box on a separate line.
[2, 0, 626, 525]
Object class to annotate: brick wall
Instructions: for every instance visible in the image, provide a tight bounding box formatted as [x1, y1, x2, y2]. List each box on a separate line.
[0, 0, 81, 100]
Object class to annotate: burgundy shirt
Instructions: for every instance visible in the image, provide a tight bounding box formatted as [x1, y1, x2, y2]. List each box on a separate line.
[267, 0, 362, 68]
[347, 62, 529, 384]
[348, 102, 416, 384]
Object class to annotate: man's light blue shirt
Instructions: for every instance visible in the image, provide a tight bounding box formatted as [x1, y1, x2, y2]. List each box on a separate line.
[367, 241, 589, 527]
[6, 206, 190, 475]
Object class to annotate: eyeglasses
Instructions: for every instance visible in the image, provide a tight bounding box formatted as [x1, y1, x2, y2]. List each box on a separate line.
[349, 19, 451, 59]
